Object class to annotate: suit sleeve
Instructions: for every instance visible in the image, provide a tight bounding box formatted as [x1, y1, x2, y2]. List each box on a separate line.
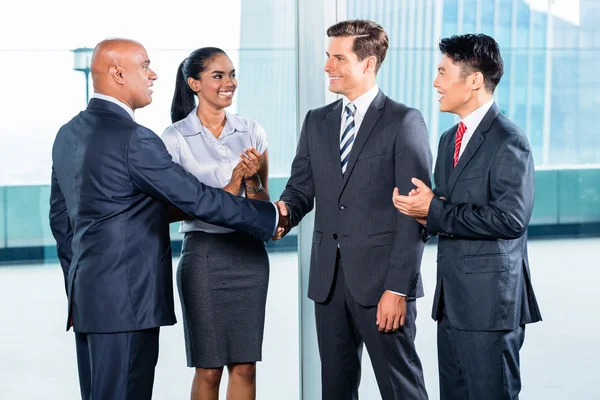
[49, 167, 72, 293]
[426, 133, 534, 240]
[386, 108, 433, 296]
[127, 126, 276, 241]
[279, 110, 315, 226]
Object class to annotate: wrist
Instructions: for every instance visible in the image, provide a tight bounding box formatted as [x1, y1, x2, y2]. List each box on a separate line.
[245, 174, 259, 184]
[245, 175, 264, 194]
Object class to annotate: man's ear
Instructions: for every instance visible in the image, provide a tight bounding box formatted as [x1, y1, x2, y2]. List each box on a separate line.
[471, 71, 485, 91]
[110, 65, 126, 85]
[364, 56, 377, 74]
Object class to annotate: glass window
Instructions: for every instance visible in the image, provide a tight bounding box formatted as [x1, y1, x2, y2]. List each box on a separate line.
[0, 0, 299, 398]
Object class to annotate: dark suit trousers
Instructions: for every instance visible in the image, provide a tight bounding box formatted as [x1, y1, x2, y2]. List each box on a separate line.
[74, 328, 160, 400]
[437, 310, 525, 400]
[315, 252, 428, 400]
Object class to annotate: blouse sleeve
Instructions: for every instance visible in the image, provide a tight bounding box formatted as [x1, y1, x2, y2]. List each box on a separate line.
[160, 126, 182, 165]
[252, 122, 269, 154]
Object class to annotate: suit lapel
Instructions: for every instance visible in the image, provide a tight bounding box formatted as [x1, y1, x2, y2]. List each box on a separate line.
[443, 127, 456, 185]
[325, 100, 344, 182]
[446, 103, 501, 198]
[340, 90, 385, 190]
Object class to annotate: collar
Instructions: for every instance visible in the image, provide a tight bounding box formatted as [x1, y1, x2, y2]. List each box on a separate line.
[461, 98, 495, 133]
[92, 93, 135, 121]
[341, 84, 380, 118]
[178, 107, 248, 137]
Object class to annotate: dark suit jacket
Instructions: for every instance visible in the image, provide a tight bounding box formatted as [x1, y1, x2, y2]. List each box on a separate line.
[281, 90, 432, 305]
[426, 103, 542, 331]
[49, 98, 275, 334]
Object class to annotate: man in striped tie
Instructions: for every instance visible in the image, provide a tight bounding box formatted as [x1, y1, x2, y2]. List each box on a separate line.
[276, 19, 432, 400]
[393, 34, 541, 400]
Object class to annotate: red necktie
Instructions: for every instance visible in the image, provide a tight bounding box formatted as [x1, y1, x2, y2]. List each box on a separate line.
[453, 121, 467, 168]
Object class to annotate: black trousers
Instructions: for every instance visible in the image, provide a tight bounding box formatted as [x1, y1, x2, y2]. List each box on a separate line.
[315, 253, 428, 400]
[74, 327, 160, 400]
[437, 310, 525, 400]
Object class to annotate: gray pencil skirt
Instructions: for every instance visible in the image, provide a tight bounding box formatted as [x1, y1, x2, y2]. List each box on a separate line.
[176, 231, 269, 368]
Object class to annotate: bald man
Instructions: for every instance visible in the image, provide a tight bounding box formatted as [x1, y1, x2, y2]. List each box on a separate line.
[49, 39, 283, 400]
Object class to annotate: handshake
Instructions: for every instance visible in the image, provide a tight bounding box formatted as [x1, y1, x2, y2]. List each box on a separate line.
[272, 201, 293, 240]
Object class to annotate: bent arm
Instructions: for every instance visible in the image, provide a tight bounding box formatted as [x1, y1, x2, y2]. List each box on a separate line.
[128, 127, 276, 241]
[280, 111, 315, 226]
[386, 109, 433, 296]
[427, 134, 534, 240]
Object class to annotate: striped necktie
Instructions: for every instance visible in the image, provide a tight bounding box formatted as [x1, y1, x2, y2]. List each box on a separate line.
[340, 103, 357, 175]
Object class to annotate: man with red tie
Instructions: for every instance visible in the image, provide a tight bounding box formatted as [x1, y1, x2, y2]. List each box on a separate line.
[393, 33, 542, 399]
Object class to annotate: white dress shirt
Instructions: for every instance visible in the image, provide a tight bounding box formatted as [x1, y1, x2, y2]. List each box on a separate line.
[457, 98, 495, 160]
[91, 93, 135, 121]
[340, 84, 380, 137]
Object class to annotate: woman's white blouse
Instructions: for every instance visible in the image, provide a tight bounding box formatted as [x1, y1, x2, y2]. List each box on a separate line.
[161, 107, 268, 234]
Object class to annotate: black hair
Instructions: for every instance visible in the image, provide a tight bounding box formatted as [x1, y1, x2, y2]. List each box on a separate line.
[170, 47, 227, 123]
[439, 33, 504, 93]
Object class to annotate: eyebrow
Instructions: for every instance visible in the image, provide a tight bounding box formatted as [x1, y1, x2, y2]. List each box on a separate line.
[325, 52, 345, 57]
[211, 69, 236, 74]
[437, 66, 446, 72]
[142, 59, 150, 65]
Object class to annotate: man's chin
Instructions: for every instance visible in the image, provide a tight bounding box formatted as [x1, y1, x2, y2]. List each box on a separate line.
[328, 85, 342, 95]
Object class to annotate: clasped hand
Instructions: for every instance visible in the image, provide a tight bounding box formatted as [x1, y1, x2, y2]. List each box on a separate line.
[271, 200, 292, 240]
[224, 148, 262, 194]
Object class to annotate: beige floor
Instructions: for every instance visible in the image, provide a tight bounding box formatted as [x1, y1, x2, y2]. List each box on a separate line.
[0, 238, 598, 399]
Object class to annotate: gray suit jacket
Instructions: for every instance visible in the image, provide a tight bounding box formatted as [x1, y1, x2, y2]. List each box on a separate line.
[426, 103, 542, 331]
[281, 90, 432, 305]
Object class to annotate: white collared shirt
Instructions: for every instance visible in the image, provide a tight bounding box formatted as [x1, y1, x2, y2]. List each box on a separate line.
[340, 84, 380, 138]
[91, 93, 135, 121]
[458, 98, 494, 159]
[161, 107, 269, 234]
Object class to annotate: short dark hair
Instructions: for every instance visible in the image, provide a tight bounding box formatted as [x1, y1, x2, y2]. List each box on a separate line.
[170, 47, 227, 123]
[327, 19, 389, 73]
[439, 33, 504, 93]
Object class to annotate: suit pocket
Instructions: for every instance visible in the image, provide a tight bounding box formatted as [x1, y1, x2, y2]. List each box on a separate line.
[357, 148, 387, 160]
[458, 168, 484, 181]
[368, 231, 395, 247]
[313, 230, 323, 244]
[461, 254, 509, 274]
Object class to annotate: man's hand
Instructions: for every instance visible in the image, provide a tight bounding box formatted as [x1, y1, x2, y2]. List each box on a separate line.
[392, 178, 434, 222]
[272, 200, 292, 240]
[407, 188, 427, 225]
[376, 291, 407, 332]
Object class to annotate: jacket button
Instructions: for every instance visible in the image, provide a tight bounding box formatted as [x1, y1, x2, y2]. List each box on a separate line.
[339, 205, 345, 210]
[333, 234, 338, 240]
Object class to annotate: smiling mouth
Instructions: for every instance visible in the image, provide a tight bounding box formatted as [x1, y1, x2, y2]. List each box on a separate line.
[218, 90, 234, 97]
[329, 76, 342, 81]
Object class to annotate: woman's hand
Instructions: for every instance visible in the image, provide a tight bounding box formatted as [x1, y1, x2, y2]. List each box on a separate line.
[222, 162, 247, 195]
[239, 148, 262, 180]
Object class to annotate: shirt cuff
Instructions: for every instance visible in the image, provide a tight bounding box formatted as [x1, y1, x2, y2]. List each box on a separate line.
[386, 290, 407, 297]
[271, 202, 279, 236]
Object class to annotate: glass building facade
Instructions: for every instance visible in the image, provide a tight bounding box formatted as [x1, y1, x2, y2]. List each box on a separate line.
[348, 0, 600, 166]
